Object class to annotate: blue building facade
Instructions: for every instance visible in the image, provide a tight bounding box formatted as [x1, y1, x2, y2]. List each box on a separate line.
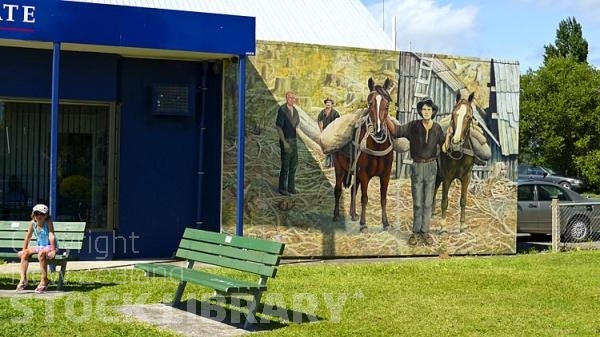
[0, 0, 255, 259]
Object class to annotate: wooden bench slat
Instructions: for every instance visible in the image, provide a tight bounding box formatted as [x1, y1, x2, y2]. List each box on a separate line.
[178, 239, 280, 266]
[48, 233, 85, 240]
[0, 221, 86, 232]
[135, 263, 266, 293]
[0, 232, 27, 240]
[52, 223, 87, 231]
[0, 240, 84, 247]
[183, 228, 284, 255]
[176, 248, 277, 278]
[0, 232, 84, 241]
[55, 241, 85, 249]
[0, 252, 69, 260]
[0, 221, 31, 230]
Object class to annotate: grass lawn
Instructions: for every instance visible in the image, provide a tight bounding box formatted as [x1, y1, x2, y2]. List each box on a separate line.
[1, 251, 600, 336]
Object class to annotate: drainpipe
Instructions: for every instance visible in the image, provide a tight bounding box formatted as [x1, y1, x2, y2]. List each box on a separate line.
[195, 62, 209, 229]
[49, 42, 60, 217]
[236, 56, 246, 236]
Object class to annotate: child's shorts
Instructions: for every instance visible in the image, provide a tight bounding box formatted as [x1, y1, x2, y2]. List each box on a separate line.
[31, 245, 58, 254]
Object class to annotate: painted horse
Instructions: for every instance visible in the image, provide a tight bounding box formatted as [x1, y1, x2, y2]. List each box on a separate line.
[332, 78, 394, 232]
[433, 91, 477, 232]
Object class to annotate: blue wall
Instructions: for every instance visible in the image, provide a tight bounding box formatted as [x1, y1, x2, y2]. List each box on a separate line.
[115, 58, 223, 259]
[0, 47, 118, 100]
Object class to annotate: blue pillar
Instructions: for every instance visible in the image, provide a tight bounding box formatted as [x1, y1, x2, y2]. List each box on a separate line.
[49, 42, 61, 217]
[236, 57, 246, 236]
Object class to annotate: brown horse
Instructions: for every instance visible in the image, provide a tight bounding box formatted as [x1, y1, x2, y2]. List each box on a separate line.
[433, 91, 476, 232]
[332, 78, 394, 232]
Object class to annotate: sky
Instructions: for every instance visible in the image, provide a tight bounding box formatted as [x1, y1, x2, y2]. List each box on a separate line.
[360, 0, 600, 72]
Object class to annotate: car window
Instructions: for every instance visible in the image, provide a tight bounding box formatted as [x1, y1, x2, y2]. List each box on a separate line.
[537, 185, 569, 201]
[518, 165, 528, 175]
[518, 185, 534, 201]
[530, 167, 544, 175]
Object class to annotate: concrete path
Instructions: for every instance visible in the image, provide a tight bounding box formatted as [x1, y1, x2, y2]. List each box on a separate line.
[116, 302, 251, 337]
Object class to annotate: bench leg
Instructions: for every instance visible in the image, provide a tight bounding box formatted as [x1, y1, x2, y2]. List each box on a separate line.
[243, 290, 263, 330]
[56, 261, 67, 291]
[171, 281, 187, 307]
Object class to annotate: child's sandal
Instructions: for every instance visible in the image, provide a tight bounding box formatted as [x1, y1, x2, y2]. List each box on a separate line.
[34, 283, 49, 294]
[15, 280, 28, 292]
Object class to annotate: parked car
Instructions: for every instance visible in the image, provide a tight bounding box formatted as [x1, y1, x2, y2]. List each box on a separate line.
[518, 164, 586, 191]
[517, 180, 600, 241]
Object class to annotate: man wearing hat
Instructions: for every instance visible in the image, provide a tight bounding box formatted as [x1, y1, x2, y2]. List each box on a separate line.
[386, 97, 450, 246]
[317, 98, 340, 167]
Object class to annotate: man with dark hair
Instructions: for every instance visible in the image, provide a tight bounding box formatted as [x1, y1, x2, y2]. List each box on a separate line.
[317, 98, 340, 167]
[386, 97, 449, 245]
[275, 91, 300, 195]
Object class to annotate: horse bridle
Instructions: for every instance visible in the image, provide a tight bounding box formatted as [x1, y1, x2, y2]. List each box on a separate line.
[364, 88, 392, 148]
[447, 100, 473, 160]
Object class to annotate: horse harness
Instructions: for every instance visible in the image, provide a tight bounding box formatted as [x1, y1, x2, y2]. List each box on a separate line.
[345, 112, 393, 187]
[446, 121, 487, 163]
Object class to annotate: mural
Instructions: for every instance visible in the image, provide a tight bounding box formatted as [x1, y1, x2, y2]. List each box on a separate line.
[221, 43, 518, 257]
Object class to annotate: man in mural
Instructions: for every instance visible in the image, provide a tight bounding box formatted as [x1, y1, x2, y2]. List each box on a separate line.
[317, 97, 340, 167]
[276, 91, 300, 196]
[386, 97, 450, 246]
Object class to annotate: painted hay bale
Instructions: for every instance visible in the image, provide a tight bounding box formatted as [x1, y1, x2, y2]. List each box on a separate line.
[319, 109, 364, 154]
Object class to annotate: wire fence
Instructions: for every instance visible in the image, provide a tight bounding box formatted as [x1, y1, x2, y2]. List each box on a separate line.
[551, 199, 600, 252]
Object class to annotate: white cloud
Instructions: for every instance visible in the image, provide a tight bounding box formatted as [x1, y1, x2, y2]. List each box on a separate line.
[366, 0, 479, 54]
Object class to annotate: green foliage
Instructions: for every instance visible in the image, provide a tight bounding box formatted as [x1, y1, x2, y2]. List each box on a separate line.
[543, 17, 588, 64]
[520, 57, 600, 188]
[59, 175, 91, 200]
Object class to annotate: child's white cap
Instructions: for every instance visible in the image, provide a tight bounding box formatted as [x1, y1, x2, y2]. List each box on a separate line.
[32, 204, 49, 214]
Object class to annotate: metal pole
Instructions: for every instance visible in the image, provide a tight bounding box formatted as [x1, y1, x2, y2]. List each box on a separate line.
[551, 198, 559, 252]
[382, 0, 385, 31]
[235, 56, 247, 236]
[392, 15, 397, 50]
[49, 42, 60, 217]
[195, 63, 208, 229]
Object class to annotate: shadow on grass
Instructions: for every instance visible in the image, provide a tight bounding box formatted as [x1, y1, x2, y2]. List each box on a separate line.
[171, 297, 323, 332]
[0, 278, 118, 292]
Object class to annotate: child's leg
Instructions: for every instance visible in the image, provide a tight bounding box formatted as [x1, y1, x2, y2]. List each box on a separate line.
[19, 248, 32, 282]
[37, 249, 49, 284]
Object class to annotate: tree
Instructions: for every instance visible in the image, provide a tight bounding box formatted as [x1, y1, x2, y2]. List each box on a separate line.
[520, 58, 600, 187]
[543, 17, 588, 64]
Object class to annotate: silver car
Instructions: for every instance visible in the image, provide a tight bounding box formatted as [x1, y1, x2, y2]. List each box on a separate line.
[518, 164, 586, 191]
[517, 180, 600, 241]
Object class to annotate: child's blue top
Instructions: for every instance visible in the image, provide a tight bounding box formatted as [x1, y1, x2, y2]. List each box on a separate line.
[33, 220, 51, 247]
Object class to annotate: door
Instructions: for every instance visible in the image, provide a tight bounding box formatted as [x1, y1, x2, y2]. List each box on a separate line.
[517, 184, 540, 232]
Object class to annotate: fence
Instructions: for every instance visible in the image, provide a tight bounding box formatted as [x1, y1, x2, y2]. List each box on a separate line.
[551, 199, 600, 252]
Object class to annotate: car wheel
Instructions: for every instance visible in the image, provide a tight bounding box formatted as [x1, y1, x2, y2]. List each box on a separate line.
[565, 217, 590, 242]
[560, 181, 572, 189]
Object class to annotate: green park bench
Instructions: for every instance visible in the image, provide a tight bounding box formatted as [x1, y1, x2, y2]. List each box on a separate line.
[0, 221, 86, 290]
[135, 227, 285, 329]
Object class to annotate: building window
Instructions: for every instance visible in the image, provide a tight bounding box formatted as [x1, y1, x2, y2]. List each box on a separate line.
[0, 101, 114, 229]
